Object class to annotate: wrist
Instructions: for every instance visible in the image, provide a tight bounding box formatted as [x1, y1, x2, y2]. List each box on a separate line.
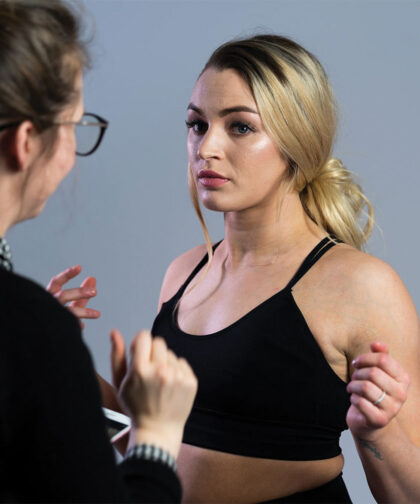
[353, 417, 399, 445]
[128, 425, 183, 459]
[125, 443, 177, 473]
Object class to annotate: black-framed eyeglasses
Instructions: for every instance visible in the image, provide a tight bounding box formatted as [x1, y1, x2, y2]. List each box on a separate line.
[0, 112, 109, 157]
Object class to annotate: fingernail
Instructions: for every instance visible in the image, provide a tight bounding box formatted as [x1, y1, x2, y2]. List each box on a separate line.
[85, 289, 96, 296]
[352, 359, 358, 366]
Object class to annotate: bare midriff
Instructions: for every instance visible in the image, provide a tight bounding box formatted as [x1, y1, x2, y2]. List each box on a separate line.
[178, 443, 344, 504]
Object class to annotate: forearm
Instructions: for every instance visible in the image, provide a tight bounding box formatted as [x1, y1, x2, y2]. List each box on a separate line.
[353, 420, 420, 503]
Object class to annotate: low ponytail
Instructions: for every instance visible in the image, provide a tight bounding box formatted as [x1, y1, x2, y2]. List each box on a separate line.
[300, 158, 374, 250]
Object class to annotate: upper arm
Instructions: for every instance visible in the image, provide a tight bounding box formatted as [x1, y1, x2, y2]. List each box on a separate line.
[157, 243, 208, 313]
[344, 254, 420, 443]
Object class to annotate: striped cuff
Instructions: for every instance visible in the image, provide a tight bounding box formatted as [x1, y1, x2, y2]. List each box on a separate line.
[125, 444, 177, 472]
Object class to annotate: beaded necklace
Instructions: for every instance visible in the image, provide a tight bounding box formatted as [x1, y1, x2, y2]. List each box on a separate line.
[0, 236, 13, 271]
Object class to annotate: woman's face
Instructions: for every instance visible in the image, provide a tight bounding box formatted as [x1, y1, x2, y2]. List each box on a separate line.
[187, 68, 289, 213]
[23, 74, 84, 219]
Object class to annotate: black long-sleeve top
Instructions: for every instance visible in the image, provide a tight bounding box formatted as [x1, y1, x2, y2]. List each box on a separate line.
[0, 267, 181, 503]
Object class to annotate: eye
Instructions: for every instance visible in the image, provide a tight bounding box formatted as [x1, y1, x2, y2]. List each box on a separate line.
[230, 121, 255, 135]
[185, 119, 208, 135]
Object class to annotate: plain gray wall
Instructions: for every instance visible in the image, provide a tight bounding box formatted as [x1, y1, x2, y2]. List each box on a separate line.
[8, 1, 420, 502]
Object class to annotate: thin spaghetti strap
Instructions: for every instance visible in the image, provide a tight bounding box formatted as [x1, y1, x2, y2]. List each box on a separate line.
[175, 241, 223, 299]
[285, 237, 337, 291]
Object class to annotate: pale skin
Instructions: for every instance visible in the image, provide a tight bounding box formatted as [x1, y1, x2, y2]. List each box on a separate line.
[160, 68, 420, 503]
[0, 73, 197, 461]
[57, 68, 420, 503]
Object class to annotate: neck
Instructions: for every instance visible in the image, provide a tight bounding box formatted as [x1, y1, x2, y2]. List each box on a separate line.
[0, 170, 24, 237]
[222, 191, 325, 268]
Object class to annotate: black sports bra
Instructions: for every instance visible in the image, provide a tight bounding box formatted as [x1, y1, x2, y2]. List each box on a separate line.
[152, 237, 350, 460]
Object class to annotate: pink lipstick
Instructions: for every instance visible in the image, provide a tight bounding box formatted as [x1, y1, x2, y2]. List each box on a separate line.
[198, 169, 229, 188]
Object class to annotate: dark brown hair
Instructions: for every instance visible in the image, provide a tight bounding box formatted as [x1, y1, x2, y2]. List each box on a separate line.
[0, 0, 91, 149]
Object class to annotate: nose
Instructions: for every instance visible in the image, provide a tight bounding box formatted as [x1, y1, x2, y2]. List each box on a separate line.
[197, 126, 223, 161]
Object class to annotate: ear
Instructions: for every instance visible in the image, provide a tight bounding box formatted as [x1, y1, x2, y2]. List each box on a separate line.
[2, 121, 40, 172]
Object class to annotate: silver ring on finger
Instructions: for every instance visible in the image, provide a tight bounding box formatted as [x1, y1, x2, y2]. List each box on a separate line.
[373, 389, 386, 406]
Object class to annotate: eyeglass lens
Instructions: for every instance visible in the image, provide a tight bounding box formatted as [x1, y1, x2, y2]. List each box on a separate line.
[75, 114, 106, 156]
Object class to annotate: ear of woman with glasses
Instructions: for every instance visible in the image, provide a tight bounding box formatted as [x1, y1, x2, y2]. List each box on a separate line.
[0, 1, 197, 502]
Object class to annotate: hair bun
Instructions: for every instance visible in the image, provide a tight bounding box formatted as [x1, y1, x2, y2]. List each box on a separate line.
[301, 157, 374, 249]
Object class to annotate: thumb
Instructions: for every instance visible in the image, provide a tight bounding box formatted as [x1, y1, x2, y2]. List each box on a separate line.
[110, 329, 127, 389]
[370, 341, 389, 354]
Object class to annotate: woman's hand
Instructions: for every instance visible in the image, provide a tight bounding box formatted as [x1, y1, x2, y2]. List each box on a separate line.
[46, 265, 101, 329]
[346, 341, 410, 441]
[110, 329, 198, 458]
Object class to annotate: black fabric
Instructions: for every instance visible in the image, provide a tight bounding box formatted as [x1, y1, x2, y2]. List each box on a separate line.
[260, 474, 352, 503]
[152, 237, 351, 460]
[0, 267, 181, 503]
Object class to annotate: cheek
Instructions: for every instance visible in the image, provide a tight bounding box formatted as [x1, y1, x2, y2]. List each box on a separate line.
[237, 136, 287, 181]
[245, 136, 279, 162]
[48, 135, 76, 188]
[187, 135, 197, 161]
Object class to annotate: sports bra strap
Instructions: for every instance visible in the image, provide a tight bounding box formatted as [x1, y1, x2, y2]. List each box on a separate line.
[285, 237, 337, 291]
[176, 241, 223, 298]
[176, 237, 336, 298]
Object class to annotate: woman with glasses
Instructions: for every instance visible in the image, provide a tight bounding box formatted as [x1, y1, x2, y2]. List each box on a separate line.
[0, 1, 197, 502]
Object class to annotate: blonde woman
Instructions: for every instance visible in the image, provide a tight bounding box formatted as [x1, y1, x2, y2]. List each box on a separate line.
[150, 35, 420, 503]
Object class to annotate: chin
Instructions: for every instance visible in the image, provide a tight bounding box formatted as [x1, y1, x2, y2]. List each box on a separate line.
[200, 197, 241, 213]
[27, 201, 47, 221]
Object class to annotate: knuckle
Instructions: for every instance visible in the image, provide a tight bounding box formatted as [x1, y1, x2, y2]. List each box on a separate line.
[376, 416, 388, 428]
[377, 354, 389, 368]
[389, 403, 400, 418]
[397, 388, 408, 403]
[167, 349, 177, 361]
[361, 382, 372, 395]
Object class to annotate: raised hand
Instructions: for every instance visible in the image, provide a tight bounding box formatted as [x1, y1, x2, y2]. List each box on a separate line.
[110, 329, 198, 458]
[46, 265, 101, 328]
[346, 341, 410, 441]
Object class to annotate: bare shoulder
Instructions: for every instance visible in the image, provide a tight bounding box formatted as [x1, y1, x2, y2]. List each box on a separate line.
[324, 243, 408, 295]
[322, 243, 419, 358]
[157, 243, 208, 312]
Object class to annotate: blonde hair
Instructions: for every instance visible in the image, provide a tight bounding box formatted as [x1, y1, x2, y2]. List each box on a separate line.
[190, 34, 374, 257]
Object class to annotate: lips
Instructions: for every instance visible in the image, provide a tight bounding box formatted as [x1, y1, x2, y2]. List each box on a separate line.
[198, 169, 229, 188]
[198, 169, 227, 179]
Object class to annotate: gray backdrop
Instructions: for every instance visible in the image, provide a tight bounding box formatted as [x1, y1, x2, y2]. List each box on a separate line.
[8, 1, 420, 502]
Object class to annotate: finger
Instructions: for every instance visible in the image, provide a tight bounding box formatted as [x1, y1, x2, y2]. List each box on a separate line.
[46, 265, 82, 294]
[352, 352, 404, 381]
[178, 357, 197, 380]
[347, 380, 386, 407]
[71, 277, 97, 309]
[370, 341, 389, 354]
[110, 329, 127, 389]
[350, 366, 403, 400]
[349, 393, 388, 428]
[131, 330, 153, 371]
[68, 306, 101, 320]
[56, 286, 97, 305]
[151, 337, 168, 367]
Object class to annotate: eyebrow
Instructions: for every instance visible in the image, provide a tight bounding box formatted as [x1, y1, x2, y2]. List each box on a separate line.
[187, 103, 259, 116]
